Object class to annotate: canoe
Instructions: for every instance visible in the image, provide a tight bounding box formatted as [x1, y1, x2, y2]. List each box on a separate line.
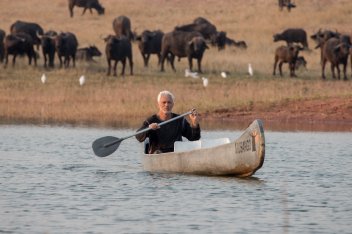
[142, 119, 265, 177]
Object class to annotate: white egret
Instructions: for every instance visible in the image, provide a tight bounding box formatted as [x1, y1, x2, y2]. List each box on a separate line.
[79, 75, 85, 86]
[202, 77, 208, 87]
[185, 69, 199, 79]
[248, 63, 253, 76]
[221, 71, 227, 78]
[41, 73, 46, 84]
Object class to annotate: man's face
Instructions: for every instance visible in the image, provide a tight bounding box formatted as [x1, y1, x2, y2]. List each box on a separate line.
[158, 95, 174, 114]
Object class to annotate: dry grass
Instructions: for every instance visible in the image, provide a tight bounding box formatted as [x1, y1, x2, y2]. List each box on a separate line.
[0, 0, 351, 127]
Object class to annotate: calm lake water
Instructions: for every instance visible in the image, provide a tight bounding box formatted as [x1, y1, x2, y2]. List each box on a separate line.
[1, 124, 351, 234]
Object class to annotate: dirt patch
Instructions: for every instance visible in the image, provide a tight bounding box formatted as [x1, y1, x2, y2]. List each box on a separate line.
[202, 97, 352, 131]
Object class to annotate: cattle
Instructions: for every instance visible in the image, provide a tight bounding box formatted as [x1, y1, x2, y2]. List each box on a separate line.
[3, 32, 37, 68]
[55, 32, 78, 68]
[273, 44, 303, 77]
[225, 37, 248, 49]
[76, 45, 102, 62]
[68, 0, 105, 18]
[0, 29, 5, 63]
[273, 28, 308, 49]
[160, 30, 209, 73]
[175, 23, 217, 45]
[311, 29, 342, 65]
[278, 0, 296, 11]
[295, 56, 307, 70]
[10, 20, 44, 50]
[321, 37, 350, 80]
[193, 17, 212, 25]
[136, 30, 164, 67]
[176, 18, 228, 50]
[112, 16, 133, 41]
[310, 29, 340, 49]
[37, 30, 57, 68]
[104, 35, 133, 77]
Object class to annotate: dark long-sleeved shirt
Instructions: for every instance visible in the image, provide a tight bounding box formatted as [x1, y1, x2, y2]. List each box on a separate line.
[135, 113, 201, 154]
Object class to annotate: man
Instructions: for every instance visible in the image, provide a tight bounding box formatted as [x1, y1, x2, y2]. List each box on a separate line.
[136, 90, 200, 154]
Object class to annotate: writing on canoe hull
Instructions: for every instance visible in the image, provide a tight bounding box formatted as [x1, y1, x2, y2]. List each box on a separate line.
[235, 136, 256, 154]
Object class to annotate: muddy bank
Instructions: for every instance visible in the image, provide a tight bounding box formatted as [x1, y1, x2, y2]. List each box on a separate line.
[202, 97, 352, 132]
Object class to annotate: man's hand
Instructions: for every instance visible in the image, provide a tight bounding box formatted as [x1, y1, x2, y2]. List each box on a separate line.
[189, 109, 199, 127]
[149, 123, 160, 130]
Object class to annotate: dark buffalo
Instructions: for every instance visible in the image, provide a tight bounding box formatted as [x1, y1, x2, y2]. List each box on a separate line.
[311, 29, 341, 65]
[76, 45, 102, 62]
[176, 18, 226, 50]
[68, 0, 105, 18]
[273, 44, 303, 77]
[278, 0, 296, 11]
[310, 29, 340, 49]
[273, 28, 308, 49]
[37, 30, 57, 68]
[112, 16, 133, 41]
[3, 32, 37, 68]
[193, 17, 212, 25]
[160, 30, 209, 73]
[104, 35, 133, 77]
[0, 29, 5, 63]
[55, 32, 78, 68]
[136, 30, 164, 67]
[321, 37, 350, 80]
[295, 56, 307, 70]
[175, 23, 215, 43]
[225, 37, 247, 49]
[10, 20, 44, 50]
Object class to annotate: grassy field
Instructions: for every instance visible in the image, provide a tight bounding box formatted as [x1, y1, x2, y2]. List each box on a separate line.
[0, 0, 351, 128]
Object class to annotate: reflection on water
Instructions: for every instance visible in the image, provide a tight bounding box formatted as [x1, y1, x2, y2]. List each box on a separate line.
[0, 125, 351, 233]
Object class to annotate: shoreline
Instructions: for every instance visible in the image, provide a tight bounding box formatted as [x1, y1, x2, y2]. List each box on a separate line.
[1, 97, 351, 132]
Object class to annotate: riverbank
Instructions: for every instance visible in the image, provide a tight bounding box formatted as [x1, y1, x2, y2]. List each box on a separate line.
[203, 96, 352, 131]
[0, 69, 351, 131]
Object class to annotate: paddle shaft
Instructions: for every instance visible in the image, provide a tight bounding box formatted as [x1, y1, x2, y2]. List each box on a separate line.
[103, 110, 193, 148]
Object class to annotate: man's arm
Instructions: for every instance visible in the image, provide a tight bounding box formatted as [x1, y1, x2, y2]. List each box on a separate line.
[135, 120, 150, 142]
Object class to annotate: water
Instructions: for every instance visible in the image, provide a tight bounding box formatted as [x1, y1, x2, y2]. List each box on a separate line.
[1, 125, 351, 234]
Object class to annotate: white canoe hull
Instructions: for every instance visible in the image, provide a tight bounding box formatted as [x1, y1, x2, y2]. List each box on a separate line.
[143, 119, 265, 177]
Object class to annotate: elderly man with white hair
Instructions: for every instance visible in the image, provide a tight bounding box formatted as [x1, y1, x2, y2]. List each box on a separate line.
[136, 90, 200, 154]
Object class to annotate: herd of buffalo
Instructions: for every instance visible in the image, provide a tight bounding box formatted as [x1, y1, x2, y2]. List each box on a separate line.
[0, 0, 351, 81]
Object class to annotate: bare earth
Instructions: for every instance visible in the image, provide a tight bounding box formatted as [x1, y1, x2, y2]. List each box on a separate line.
[203, 97, 352, 131]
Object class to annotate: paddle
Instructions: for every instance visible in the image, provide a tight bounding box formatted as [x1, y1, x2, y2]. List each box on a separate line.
[92, 110, 194, 157]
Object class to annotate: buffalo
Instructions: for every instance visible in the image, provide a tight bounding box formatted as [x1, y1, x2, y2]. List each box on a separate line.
[112, 16, 133, 41]
[295, 56, 307, 70]
[37, 30, 57, 68]
[310, 29, 340, 49]
[273, 44, 303, 77]
[55, 32, 78, 68]
[0, 29, 5, 62]
[136, 30, 164, 67]
[76, 45, 102, 62]
[273, 28, 308, 49]
[68, 0, 105, 18]
[225, 37, 247, 49]
[311, 29, 342, 65]
[3, 32, 37, 68]
[160, 30, 209, 73]
[321, 38, 350, 80]
[174, 21, 225, 50]
[104, 35, 133, 77]
[10, 20, 44, 50]
[278, 0, 296, 11]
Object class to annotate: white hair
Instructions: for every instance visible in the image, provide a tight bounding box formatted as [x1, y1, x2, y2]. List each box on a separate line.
[157, 90, 175, 103]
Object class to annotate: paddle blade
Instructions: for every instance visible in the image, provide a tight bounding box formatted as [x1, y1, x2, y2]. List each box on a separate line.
[92, 136, 122, 157]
